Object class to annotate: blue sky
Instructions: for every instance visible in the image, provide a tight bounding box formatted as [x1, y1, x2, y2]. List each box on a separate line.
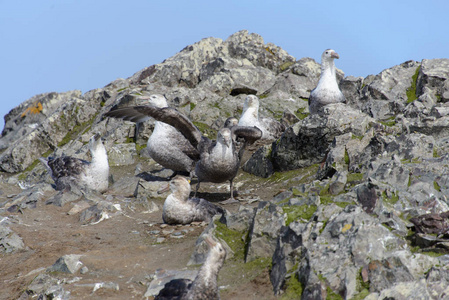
[1, 0, 448, 132]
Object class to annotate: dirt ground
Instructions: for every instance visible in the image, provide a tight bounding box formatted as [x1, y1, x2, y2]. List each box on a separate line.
[0, 161, 314, 300]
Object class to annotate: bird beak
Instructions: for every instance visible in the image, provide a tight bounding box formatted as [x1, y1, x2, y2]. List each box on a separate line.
[331, 52, 340, 59]
[224, 138, 231, 147]
[205, 236, 217, 248]
[157, 183, 170, 194]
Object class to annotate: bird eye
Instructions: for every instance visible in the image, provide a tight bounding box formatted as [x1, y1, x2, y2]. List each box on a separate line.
[325, 51, 329, 54]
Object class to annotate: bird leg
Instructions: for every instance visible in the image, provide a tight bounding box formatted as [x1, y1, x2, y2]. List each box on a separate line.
[194, 181, 201, 198]
[220, 179, 239, 204]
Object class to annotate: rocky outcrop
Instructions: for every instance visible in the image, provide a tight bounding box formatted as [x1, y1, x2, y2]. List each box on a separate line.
[1, 30, 449, 299]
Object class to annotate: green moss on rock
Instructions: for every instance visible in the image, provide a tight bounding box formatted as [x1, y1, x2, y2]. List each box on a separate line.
[283, 204, 317, 225]
[280, 273, 303, 300]
[406, 66, 421, 103]
[193, 121, 217, 140]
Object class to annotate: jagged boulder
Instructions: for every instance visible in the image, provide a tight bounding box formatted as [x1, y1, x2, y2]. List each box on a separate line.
[245, 201, 285, 262]
[244, 103, 374, 177]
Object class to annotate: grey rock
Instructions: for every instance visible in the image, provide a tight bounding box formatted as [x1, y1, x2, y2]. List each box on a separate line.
[417, 58, 449, 98]
[340, 75, 364, 108]
[21, 273, 70, 300]
[134, 178, 170, 201]
[407, 115, 449, 139]
[107, 143, 137, 166]
[271, 103, 374, 172]
[270, 223, 304, 294]
[266, 57, 320, 99]
[271, 205, 407, 298]
[365, 279, 431, 300]
[366, 155, 410, 190]
[0, 225, 25, 253]
[45, 190, 83, 207]
[426, 266, 449, 299]
[47, 254, 83, 274]
[5, 183, 53, 212]
[108, 176, 140, 197]
[329, 170, 347, 195]
[1, 91, 82, 148]
[363, 257, 414, 293]
[225, 205, 255, 232]
[385, 133, 435, 160]
[92, 281, 120, 293]
[361, 60, 421, 102]
[79, 201, 121, 224]
[225, 30, 295, 72]
[245, 201, 285, 262]
[0, 90, 103, 173]
[242, 144, 274, 178]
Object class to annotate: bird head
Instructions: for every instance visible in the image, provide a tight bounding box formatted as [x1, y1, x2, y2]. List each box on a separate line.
[139, 94, 168, 108]
[89, 133, 103, 150]
[243, 95, 260, 111]
[224, 117, 238, 129]
[322, 49, 340, 61]
[205, 235, 227, 263]
[217, 128, 232, 147]
[167, 175, 191, 197]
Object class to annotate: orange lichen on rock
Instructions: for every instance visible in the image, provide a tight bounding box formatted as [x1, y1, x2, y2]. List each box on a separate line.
[21, 101, 43, 117]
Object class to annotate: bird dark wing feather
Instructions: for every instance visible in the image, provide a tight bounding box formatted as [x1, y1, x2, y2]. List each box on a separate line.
[231, 126, 263, 144]
[308, 88, 317, 106]
[47, 156, 90, 178]
[197, 198, 225, 219]
[154, 278, 192, 300]
[104, 107, 152, 123]
[105, 106, 203, 148]
[262, 117, 286, 139]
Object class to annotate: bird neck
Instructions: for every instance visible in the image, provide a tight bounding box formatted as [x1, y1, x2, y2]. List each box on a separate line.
[153, 121, 170, 133]
[91, 145, 108, 166]
[212, 140, 234, 160]
[172, 186, 190, 201]
[242, 106, 259, 122]
[193, 252, 221, 289]
[317, 59, 338, 89]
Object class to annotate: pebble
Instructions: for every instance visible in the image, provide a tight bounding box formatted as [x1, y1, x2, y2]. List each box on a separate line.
[80, 266, 89, 274]
[156, 237, 165, 243]
[162, 229, 174, 235]
[171, 234, 184, 239]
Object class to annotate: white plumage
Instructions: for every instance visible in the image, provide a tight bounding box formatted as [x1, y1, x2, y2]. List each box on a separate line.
[238, 95, 285, 140]
[40, 133, 109, 192]
[308, 49, 346, 114]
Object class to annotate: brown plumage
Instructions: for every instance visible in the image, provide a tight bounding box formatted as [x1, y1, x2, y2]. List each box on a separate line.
[105, 99, 262, 202]
[155, 235, 226, 300]
[162, 176, 225, 225]
[39, 133, 109, 192]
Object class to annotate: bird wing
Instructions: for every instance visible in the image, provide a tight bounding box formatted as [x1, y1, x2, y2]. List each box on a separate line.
[154, 278, 192, 300]
[46, 156, 90, 178]
[197, 198, 225, 220]
[104, 106, 152, 123]
[105, 106, 203, 148]
[231, 126, 263, 145]
[261, 117, 286, 139]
